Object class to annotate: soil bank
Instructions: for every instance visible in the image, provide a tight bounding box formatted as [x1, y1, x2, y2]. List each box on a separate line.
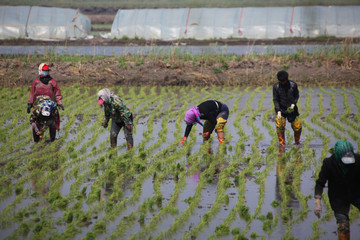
[1, 56, 359, 87]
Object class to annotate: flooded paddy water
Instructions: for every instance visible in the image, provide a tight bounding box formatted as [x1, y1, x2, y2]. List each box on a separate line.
[0, 86, 359, 239]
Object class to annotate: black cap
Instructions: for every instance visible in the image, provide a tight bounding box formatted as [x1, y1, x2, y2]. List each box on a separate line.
[277, 71, 288, 82]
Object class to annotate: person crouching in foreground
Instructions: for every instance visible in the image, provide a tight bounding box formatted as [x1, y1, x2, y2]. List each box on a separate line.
[30, 97, 59, 142]
[180, 100, 229, 146]
[98, 88, 133, 150]
[314, 140, 360, 240]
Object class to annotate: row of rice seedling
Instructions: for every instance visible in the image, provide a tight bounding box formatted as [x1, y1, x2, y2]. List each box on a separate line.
[1, 86, 359, 240]
[78, 88, 189, 239]
[332, 87, 360, 149]
[141, 88, 225, 239]
[88, 86, 218, 240]
[101, 90, 182, 239]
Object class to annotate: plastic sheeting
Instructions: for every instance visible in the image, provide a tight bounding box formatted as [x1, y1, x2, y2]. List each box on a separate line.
[111, 6, 360, 40]
[0, 6, 91, 40]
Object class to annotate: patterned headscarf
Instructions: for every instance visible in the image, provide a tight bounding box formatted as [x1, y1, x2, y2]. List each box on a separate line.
[41, 100, 56, 116]
[334, 140, 354, 174]
[97, 88, 112, 103]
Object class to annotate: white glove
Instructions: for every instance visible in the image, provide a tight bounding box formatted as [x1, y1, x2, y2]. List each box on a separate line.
[277, 111, 282, 119]
[286, 104, 295, 113]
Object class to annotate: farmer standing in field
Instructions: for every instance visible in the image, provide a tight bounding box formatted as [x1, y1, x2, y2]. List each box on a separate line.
[27, 63, 64, 112]
[27, 63, 64, 130]
[273, 70, 302, 146]
[314, 140, 360, 240]
[180, 100, 229, 145]
[98, 88, 133, 150]
[29, 97, 59, 142]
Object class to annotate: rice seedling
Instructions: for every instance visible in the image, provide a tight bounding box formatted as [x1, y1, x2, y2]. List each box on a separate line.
[1, 86, 359, 240]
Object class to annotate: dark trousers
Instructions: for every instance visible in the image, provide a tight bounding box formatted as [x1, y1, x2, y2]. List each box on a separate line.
[110, 119, 133, 148]
[32, 120, 56, 142]
[334, 197, 360, 223]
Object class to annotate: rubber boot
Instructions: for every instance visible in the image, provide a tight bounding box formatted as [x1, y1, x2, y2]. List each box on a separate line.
[277, 130, 285, 146]
[278, 146, 285, 154]
[110, 133, 117, 148]
[49, 124, 56, 142]
[294, 130, 301, 145]
[33, 129, 40, 142]
[217, 131, 225, 144]
[338, 232, 350, 240]
[127, 142, 133, 150]
[337, 222, 350, 240]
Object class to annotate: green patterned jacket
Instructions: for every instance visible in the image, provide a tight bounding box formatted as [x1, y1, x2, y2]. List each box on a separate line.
[29, 96, 58, 135]
[103, 95, 132, 126]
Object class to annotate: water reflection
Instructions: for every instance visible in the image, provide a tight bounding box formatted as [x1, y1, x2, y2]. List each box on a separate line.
[275, 147, 303, 210]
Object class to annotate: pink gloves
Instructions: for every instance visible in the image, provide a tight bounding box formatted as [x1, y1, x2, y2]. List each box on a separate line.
[180, 136, 187, 146]
[203, 132, 210, 138]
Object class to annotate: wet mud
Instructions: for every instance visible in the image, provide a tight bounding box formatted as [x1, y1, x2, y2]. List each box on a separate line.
[1, 86, 360, 239]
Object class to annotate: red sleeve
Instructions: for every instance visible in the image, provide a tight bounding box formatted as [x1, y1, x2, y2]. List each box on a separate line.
[51, 79, 63, 105]
[27, 78, 38, 104]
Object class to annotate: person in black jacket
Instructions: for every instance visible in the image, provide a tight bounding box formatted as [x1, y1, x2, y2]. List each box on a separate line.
[180, 100, 229, 145]
[314, 141, 360, 240]
[273, 70, 302, 146]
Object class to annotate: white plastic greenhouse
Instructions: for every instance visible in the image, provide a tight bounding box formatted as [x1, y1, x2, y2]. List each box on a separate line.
[0, 6, 91, 40]
[111, 6, 360, 40]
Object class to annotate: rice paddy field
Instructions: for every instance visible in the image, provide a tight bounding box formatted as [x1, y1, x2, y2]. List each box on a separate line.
[1, 85, 360, 240]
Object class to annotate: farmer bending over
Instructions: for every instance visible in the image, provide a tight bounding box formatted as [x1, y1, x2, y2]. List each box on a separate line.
[314, 140, 360, 240]
[98, 88, 133, 150]
[273, 70, 302, 146]
[30, 97, 59, 142]
[180, 100, 229, 145]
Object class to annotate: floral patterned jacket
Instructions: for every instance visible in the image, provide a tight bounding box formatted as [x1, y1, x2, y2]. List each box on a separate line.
[29, 96, 59, 134]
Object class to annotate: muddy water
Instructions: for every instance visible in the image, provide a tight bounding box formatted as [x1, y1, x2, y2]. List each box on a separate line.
[1, 87, 359, 240]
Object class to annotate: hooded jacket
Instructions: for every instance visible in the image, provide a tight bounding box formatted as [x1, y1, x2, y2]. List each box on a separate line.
[273, 80, 299, 117]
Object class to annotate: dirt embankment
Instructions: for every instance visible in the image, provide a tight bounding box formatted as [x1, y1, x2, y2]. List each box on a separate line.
[87, 14, 115, 25]
[1, 57, 359, 87]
